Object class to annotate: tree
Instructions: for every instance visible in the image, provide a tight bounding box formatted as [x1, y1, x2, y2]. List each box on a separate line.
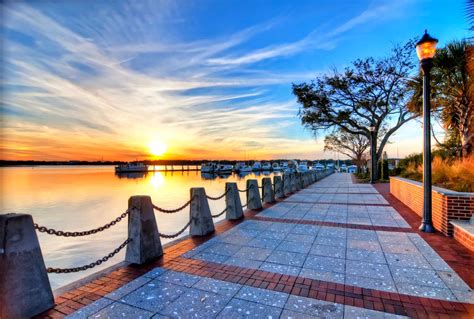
[324, 129, 369, 171]
[293, 40, 418, 180]
[408, 40, 473, 157]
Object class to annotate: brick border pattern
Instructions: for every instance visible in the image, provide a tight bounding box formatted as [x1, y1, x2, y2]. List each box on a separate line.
[283, 200, 391, 207]
[165, 256, 474, 319]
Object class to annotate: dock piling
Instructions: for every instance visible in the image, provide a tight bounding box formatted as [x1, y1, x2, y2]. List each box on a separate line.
[225, 183, 244, 220]
[0, 214, 54, 318]
[283, 173, 292, 196]
[125, 196, 163, 264]
[189, 188, 215, 236]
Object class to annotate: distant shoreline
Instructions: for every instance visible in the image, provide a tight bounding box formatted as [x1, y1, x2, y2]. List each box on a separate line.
[0, 159, 345, 167]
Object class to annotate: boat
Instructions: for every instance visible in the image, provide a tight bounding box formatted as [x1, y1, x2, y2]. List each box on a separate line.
[261, 162, 271, 171]
[115, 162, 148, 173]
[340, 164, 348, 172]
[201, 162, 217, 173]
[216, 164, 233, 173]
[252, 162, 262, 171]
[313, 162, 325, 171]
[280, 161, 289, 171]
[298, 161, 309, 172]
[234, 162, 252, 173]
[272, 162, 282, 171]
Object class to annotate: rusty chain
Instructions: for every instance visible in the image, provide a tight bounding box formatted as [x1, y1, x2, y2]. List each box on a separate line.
[34, 210, 129, 237]
[206, 188, 229, 201]
[211, 207, 227, 218]
[242, 203, 248, 208]
[46, 238, 131, 273]
[152, 197, 194, 214]
[158, 219, 192, 239]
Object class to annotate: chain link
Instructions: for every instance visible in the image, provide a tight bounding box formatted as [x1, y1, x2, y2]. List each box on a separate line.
[158, 219, 192, 239]
[206, 188, 229, 201]
[34, 210, 129, 237]
[46, 238, 131, 273]
[153, 197, 193, 214]
[242, 203, 248, 208]
[211, 207, 227, 218]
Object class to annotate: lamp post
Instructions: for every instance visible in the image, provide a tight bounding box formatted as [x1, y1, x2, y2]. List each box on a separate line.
[416, 30, 438, 233]
[369, 125, 376, 184]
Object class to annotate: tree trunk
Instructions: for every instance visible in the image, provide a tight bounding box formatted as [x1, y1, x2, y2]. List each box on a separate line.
[461, 129, 473, 157]
[370, 132, 378, 181]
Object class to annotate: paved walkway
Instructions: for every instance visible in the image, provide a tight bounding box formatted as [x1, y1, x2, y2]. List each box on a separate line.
[43, 174, 474, 318]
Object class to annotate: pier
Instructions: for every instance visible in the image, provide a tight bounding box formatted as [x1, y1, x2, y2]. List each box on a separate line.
[1, 171, 474, 318]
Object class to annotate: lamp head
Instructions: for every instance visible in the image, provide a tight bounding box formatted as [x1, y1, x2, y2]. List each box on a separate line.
[416, 30, 438, 61]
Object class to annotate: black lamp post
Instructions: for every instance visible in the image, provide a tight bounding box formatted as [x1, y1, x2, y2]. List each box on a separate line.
[369, 125, 376, 184]
[416, 30, 438, 233]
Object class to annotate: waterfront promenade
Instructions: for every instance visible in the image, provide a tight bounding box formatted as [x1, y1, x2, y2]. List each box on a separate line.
[40, 174, 474, 318]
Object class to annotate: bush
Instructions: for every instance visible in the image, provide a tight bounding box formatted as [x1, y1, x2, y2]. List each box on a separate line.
[400, 156, 474, 192]
[377, 161, 389, 181]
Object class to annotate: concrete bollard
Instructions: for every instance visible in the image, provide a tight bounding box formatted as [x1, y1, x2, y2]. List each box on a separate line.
[225, 182, 244, 220]
[290, 173, 297, 193]
[273, 175, 284, 198]
[126, 196, 163, 264]
[283, 173, 292, 196]
[0, 214, 54, 318]
[262, 177, 275, 203]
[246, 179, 263, 210]
[295, 173, 302, 191]
[190, 188, 215, 236]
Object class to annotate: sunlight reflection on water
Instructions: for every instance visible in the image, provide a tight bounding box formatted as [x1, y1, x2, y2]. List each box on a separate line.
[0, 165, 280, 289]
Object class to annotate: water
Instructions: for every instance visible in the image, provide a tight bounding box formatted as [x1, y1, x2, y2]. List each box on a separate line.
[0, 165, 280, 289]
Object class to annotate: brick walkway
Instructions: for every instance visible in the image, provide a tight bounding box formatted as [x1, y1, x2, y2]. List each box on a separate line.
[38, 174, 474, 319]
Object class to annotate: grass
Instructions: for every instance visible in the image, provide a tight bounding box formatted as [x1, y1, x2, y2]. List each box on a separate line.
[400, 156, 474, 192]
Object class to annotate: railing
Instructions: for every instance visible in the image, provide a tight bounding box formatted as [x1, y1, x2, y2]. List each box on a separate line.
[0, 168, 334, 318]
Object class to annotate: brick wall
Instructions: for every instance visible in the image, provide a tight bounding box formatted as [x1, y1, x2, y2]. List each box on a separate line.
[452, 222, 474, 252]
[390, 177, 474, 236]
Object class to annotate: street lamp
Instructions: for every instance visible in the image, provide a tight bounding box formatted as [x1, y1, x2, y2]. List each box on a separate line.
[369, 125, 376, 184]
[416, 30, 438, 233]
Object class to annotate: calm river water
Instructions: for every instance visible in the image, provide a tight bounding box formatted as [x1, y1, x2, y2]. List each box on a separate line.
[0, 165, 281, 289]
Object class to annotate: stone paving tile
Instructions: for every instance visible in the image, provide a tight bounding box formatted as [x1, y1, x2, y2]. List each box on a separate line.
[217, 298, 282, 318]
[265, 250, 307, 267]
[159, 288, 231, 318]
[234, 246, 273, 261]
[144, 267, 168, 279]
[346, 260, 392, 281]
[65, 298, 113, 319]
[310, 244, 346, 259]
[285, 233, 316, 244]
[280, 309, 316, 318]
[451, 289, 474, 303]
[380, 243, 419, 254]
[276, 240, 312, 254]
[319, 227, 347, 239]
[304, 255, 345, 273]
[192, 251, 230, 264]
[291, 224, 320, 235]
[247, 237, 283, 249]
[425, 256, 452, 271]
[105, 276, 152, 300]
[384, 253, 432, 269]
[157, 270, 201, 287]
[346, 248, 386, 264]
[396, 282, 457, 301]
[235, 285, 289, 308]
[259, 230, 288, 240]
[259, 262, 302, 276]
[390, 266, 448, 289]
[89, 301, 154, 318]
[284, 295, 344, 318]
[299, 268, 345, 284]
[347, 240, 381, 251]
[192, 277, 242, 297]
[436, 271, 473, 292]
[119, 280, 187, 312]
[224, 257, 263, 269]
[345, 275, 397, 293]
[343, 305, 409, 319]
[204, 242, 242, 256]
[314, 236, 346, 248]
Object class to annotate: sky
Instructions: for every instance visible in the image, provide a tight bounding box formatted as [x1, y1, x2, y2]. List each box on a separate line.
[0, 0, 470, 161]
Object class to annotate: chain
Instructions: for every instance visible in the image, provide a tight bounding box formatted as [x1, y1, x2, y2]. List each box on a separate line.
[242, 203, 248, 208]
[153, 197, 193, 214]
[34, 210, 129, 237]
[158, 219, 192, 239]
[46, 239, 131, 273]
[238, 188, 247, 193]
[206, 188, 229, 201]
[211, 207, 227, 218]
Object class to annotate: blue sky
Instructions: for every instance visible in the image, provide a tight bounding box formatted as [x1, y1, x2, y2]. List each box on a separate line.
[0, 0, 470, 161]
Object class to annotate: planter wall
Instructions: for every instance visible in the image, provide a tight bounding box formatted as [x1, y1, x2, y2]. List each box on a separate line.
[389, 176, 474, 236]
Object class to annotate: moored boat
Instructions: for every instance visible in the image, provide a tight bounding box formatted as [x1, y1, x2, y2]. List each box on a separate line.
[261, 162, 271, 171]
[201, 162, 217, 173]
[216, 164, 233, 173]
[115, 162, 148, 173]
[252, 161, 262, 171]
[272, 162, 282, 171]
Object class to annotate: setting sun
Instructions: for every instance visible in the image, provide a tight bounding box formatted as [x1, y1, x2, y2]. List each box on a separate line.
[149, 141, 167, 156]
